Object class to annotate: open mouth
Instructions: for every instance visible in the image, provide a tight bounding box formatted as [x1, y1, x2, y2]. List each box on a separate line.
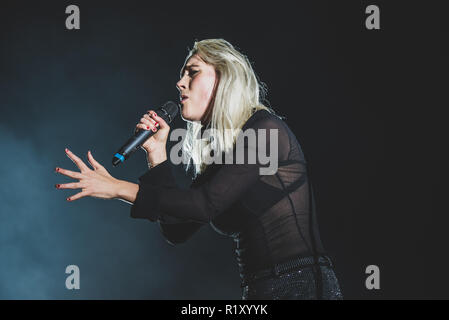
[180, 95, 189, 103]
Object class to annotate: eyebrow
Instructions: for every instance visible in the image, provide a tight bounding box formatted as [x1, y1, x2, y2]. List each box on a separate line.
[180, 64, 200, 77]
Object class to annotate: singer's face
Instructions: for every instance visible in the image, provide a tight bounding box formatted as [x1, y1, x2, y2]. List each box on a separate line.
[177, 55, 217, 123]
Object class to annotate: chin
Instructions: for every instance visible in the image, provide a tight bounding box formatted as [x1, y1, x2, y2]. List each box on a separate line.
[180, 109, 194, 122]
[181, 108, 200, 122]
[180, 107, 189, 119]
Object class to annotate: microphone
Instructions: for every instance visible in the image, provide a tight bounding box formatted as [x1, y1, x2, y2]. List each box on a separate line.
[112, 101, 179, 166]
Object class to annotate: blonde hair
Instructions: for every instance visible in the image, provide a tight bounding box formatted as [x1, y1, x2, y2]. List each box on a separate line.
[181, 39, 276, 177]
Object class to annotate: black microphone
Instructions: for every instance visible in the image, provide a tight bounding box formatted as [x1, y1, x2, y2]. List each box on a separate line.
[112, 101, 179, 166]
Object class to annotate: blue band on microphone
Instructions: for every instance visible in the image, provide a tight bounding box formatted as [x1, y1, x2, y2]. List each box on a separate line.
[114, 153, 125, 162]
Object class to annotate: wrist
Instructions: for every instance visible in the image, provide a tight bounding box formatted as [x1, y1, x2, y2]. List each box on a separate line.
[147, 151, 167, 169]
[114, 179, 139, 203]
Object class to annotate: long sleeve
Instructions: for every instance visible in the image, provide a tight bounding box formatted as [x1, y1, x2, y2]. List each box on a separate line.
[131, 160, 261, 224]
[130, 160, 204, 244]
[130, 110, 290, 225]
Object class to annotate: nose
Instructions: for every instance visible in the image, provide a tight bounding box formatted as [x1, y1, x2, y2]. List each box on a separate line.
[176, 76, 187, 92]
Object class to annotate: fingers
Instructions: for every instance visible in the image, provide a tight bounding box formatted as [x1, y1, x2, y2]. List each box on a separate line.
[136, 122, 155, 132]
[55, 182, 84, 190]
[134, 109, 170, 136]
[67, 190, 90, 202]
[56, 149, 109, 202]
[87, 150, 103, 170]
[55, 167, 83, 179]
[143, 114, 159, 128]
[137, 113, 159, 132]
[142, 116, 158, 131]
[147, 110, 168, 129]
[65, 148, 90, 172]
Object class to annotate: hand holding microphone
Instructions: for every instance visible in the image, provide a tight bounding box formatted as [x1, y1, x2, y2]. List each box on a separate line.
[136, 109, 170, 153]
[112, 101, 179, 166]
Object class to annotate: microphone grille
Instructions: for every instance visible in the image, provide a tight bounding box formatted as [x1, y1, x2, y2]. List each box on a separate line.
[160, 101, 179, 124]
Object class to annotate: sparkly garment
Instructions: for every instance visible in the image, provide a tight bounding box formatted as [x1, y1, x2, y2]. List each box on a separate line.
[241, 255, 343, 300]
[130, 109, 343, 300]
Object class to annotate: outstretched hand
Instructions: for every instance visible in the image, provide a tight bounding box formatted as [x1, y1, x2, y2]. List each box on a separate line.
[55, 148, 120, 201]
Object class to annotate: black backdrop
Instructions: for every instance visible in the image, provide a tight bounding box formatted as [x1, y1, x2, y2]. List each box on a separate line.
[0, 0, 446, 299]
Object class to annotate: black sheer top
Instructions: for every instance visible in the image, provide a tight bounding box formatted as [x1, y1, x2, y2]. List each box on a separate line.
[130, 109, 326, 282]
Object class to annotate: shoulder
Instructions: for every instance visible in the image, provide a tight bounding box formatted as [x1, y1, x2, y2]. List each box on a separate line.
[242, 109, 283, 130]
[242, 109, 287, 132]
[239, 109, 292, 161]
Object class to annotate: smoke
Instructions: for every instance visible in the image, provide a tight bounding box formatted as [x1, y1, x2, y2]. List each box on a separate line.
[0, 123, 239, 299]
[0, 1, 240, 299]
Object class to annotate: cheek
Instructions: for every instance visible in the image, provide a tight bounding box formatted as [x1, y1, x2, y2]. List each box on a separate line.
[195, 76, 216, 104]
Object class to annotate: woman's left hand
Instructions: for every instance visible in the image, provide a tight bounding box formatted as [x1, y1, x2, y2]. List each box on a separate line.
[55, 148, 120, 201]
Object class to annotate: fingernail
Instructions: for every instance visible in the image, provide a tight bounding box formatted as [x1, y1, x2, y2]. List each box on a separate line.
[66, 197, 71, 201]
[154, 112, 157, 117]
[55, 184, 60, 188]
[146, 126, 150, 130]
[152, 127, 157, 132]
[155, 122, 159, 126]
[55, 167, 59, 172]
[65, 148, 68, 153]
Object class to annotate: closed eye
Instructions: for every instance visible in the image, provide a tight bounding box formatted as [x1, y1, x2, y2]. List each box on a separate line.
[180, 68, 199, 79]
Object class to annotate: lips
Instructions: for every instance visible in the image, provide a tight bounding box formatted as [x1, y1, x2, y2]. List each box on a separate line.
[180, 95, 189, 103]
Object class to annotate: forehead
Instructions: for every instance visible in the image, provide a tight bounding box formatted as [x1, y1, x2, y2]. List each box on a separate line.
[180, 55, 205, 77]
[184, 55, 204, 67]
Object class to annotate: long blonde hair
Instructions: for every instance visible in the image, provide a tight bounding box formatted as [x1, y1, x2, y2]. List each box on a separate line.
[181, 39, 276, 177]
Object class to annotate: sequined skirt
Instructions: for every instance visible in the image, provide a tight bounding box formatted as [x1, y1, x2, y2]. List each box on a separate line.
[241, 255, 343, 300]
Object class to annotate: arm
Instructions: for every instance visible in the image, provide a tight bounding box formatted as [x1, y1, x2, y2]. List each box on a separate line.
[129, 113, 289, 224]
[114, 150, 167, 205]
[131, 159, 260, 223]
[114, 159, 204, 245]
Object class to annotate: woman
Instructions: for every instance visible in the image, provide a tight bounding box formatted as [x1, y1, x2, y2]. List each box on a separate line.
[55, 39, 343, 300]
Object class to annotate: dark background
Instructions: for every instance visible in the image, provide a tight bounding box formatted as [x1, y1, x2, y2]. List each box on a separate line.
[0, 0, 446, 299]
